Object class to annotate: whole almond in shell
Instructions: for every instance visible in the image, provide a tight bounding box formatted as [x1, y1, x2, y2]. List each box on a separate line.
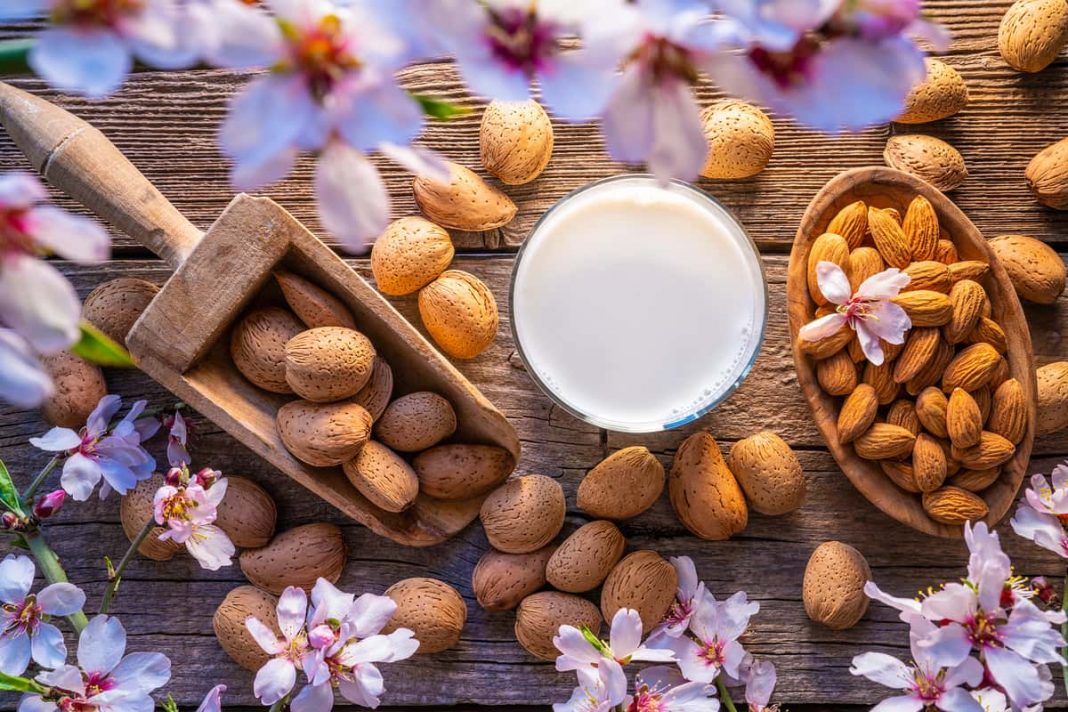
[668, 431, 747, 540]
[944, 280, 987, 345]
[39, 351, 107, 428]
[942, 343, 1000, 392]
[546, 520, 626, 593]
[903, 195, 939, 260]
[853, 423, 916, 460]
[948, 260, 990, 284]
[728, 431, 806, 515]
[515, 592, 601, 660]
[472, 544, 555, 611]
[577, 446, 664, 521]
[802, 541, 871, 630]
[698, 100, 775, 179]
[867, 206, 912, 269]
[896, 58, 969, 124]
[903, 261, 951, 293]
[808, 233, 850, 304]
[947, 388, 983, 449]
[371, 217, 455, 296]
[817, 350, 857, 396]
[215, 476, 277, 548]
[413, 443, 515, 500]
[891, 290, 953, 327]
[601, 550, 677, 633]
[413, 161, 517, 231]
[1026, 138, 1068, 210]
[375, 392, 457, 452]
[884, 134, 968, 192]
[893, 328, 941, 384]
[342, 441, 419, 513]
[882, 460, 921, 493]
[419, 270, 498, 359]
[353, 356, 393, 421]
[848, 247, 885, 292]
[951, 431, 1016, 469]
[949, 467, 1001, 492]
[480, 99, 554, 185]
[837, 384, 879, 444]
[284, 327, 375, 402]
[1037, 362, 1068, 434]
[81, 277, 159, 345]
[922, 486, 989, 525]
[864, 360, 900, 405]
[383, 577, 466, 654]
[213, 586, 279, 671]
[276, 400, 372, 467]
[987, 378, 1028, 444]
[480, 474, 565, 554]
[967, 317, 1007, 353]
[935, 238, 959, 265]
[120, 474, 181, 561]
[989, 235, 1066, 304]
[886, 399, 921, 435]
[998, 0, 1068, 72]
[913, 433, 948, 492]
[239, 523, 346, 594]
[828, 200, 868, 250]
[231, 307, 304, 393]
[274, 270, 356, 329]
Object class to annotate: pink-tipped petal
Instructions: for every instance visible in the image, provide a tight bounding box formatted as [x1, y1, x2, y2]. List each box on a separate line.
[314, 143, 390, 254]
[857, 268, 911, 300]
[798, 313, 846, 342]
[816, 261, 853, 305]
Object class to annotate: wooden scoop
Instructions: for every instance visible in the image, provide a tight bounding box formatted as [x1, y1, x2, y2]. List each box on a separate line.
[0, 82, 520, 547]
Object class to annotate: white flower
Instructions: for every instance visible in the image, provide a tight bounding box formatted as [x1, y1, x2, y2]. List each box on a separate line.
[1012, 467, 1068, 558]
[798, 262, 912, 365]
[628, 665, 719, 712]
[553, 664, 614, 712]
[0, 555, 85, 676]
[195, 684, 225, 712]
[672, 591, 758, 683]
[555, 608, 676, 706]
[153, 474, 234, 571]
[18, 615, 170, 712]
[741, 656, 777, 712]
[649, 556, 708, 642]
[247, 586, 313, 706]
[0, 329, 53, 409]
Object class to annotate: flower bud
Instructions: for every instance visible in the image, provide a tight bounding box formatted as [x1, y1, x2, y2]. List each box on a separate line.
[1, 511, 19, 530]
[165, 466, 184, 487]
[33, 490, 66, 519]
[195, 468, 219, 488]
[1030, 576, 1060, 607]
[307, 624, 335, 649]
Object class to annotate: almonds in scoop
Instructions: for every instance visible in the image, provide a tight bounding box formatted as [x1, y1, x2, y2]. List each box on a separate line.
[353, 356, 393, 421]
[284, 327, 376, 403]
[276, 400, 372, 467]
[413, 443, 515, 500]
[342, 441, 419, 513]
[274, 270, 356, 329]
[375, 392, 457, 452]
[231, 307, 304, 394]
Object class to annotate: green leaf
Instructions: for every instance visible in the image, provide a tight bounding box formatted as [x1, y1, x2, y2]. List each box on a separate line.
[412, 94, 472, 120]
[0, 670, 43, 693]
[0, 39, 34, 76]
[0, 459, 24, 515]
[71, 321, 135, 368]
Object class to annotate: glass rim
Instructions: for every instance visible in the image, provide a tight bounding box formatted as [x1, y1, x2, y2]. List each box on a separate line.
[508, 174, 769, 434]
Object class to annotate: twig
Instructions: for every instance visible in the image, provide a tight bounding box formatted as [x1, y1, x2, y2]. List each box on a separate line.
[267, 692, 292, 712]
[21, 529, 89, 633]
[21, 455, 60, 503]
[99, 518, 155, 614]
[716, 676, 739, 712]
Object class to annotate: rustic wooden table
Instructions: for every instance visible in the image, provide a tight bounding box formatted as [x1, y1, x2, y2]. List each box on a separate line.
[2, 2, 1068, 709]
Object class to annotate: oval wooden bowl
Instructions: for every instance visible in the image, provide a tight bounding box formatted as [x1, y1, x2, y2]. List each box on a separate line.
[787, 167, 1036, 538]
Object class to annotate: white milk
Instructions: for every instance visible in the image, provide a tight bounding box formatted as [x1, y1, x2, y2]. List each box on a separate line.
[511, 176, 766, 432]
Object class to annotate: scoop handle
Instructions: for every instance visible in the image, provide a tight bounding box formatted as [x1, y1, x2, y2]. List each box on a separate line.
[0, 82, 202, 269]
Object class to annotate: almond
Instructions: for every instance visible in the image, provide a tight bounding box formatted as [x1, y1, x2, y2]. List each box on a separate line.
[375, 391, 457, 452]
[81, 277, 159, 346]
[881, 460, 921, 493]
[419, 270, 499, 359]
[942, 343, 1001, 392]
[472, 545, 555, 611]
[891, 290, 953, 327]
[892, 328, 941, 384]
[39, 351, 107, 429]
[215, 476, 277, 549]
[848, 246, 886, 292]
[949, 467, 1001, 492]
[951, 431, 1016, 469]
[808, 233, 851, 304]
[276, 400, 372, 467]
[990, 356, 1012, 390]
[577, 446, 665, 521]
[231, 307, 304, 394]
[413, 444, 515, 500]
[817, 349, 858, 396]
[799, 324, 854, 360]
[480, 474, 566, 554]
[947, 388, 983, 449]
[546, 520, 626, 593]
[902, 195, 939, 260]
[974, 384, 993, 422]
[480, 99, 554, 185]
[352, 356, 393, 421]
[916, 386, 950, 438]
[515, 592, 601, 661]
[668, 432, 747, 540]
[896, 58, 969, 124]
[854, 423, 916, 460]
[903, 260, 951, 293]
[413, 161, 517, 231]
[838, 384, 879, 444]
[967, 317, 1008, 353]
[1038, 362, 1068, 434]
[342, 441, 419, 513]
[998, 0, 1068, 72]
[864, 360, 900, 405]
[239, 523, 346, 594]
[728, 431, 806, 515]
[828, 200, 869, 249]
[284, 327, 376, 403]
[989, 234, 1067, 304]
[213, 586, 279, 671]
[274, 270, 356, 329]
[802, 541, 870, 630]
[935, 238, 959, 265]
[947, 260, 990, 285]
[370, 217, 455, 296]
[886, 399, 921, 435]
[884, 134, 968, 192]
[867, 206, 912, 268]
[906, 340, 955, 395]
[699, 100, 775, 179]
[988, 378, 1028, 444]
[922, 486, 989, 525]
[119, 474, 181, 561]
[600, 550, 677, 634]
[383, 577, 466, 654]
[944, 280, 988, 345]
[1026, 138, 1068, 210]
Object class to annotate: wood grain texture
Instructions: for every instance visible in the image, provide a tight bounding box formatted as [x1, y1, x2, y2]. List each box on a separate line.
[1, 255, 1067, 709]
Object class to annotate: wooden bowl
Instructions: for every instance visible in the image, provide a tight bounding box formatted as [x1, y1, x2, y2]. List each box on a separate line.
[787, 167, 1036, 538]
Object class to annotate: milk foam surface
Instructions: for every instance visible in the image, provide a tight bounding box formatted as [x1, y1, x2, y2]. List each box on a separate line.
[512, 177, 766, 431]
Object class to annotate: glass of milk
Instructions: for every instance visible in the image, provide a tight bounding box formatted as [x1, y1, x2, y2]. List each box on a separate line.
[510, 175, 767, 433]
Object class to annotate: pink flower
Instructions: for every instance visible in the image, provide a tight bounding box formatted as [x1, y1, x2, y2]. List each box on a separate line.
[741, 656, 777, 712]
[798, 262, 911, 365]
[1011, 466, 1068, 557]
[248, 587, 315, 706]
[628, 665, 719, 711]
[0, 555, 85, 676]
[153, 475, 234, 571]
[672, 591, 759, 683]
[165, 410, 190, 468]
[195, 684, 226, 712]
[32, 490, 66, 520]
[553, 664, 615, 712]
[649, 556, 708, 642]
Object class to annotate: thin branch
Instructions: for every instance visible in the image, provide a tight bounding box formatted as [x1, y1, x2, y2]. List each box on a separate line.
[716, 676, 739, 712]
[21, 529, 89, 633]
[99, 518, 155, 614]
[21, 455, 60, 504]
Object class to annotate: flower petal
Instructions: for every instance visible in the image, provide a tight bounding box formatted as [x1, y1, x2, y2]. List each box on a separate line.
[539, 52, 620, 121]
[184, 525, 235, 571]
[0, 173, 46, 209]
[346, 592, 395, 638]
[37, 582, 86, 616]
[59, 453, 102, 501]
[0, 255, 81, 353]
[276, 586, 309, 642]
[0, 634, 32, 677]
[29, 27, 131, 99]
[29, 427, 81, 453]
[36, 664, 85, 695]
[849, 651, 911, 688]
[870, 696, 924, 712]
[291, 681, 334, 712]
[936, 687, 984, 712]
[0, 330, 53, 409]
[857, 268, 911, 300]
[608, 608, 644, 658]
[816, 261, 852, 305]
[108, 652, 171, 695]
[338, 664, 384, 708]
[378, 143, 451, 183]
[553, 626, 600, 671]
[984, 645, 1052, 708]
[219, 74, 314, 168]
[77, 615, 126, 676]
[23, 207, 110, 264]
[252, 658, 296, 706]
[194, 684, 226, 712]
[331, 76, 424, 152]
[314, 143, 390, 254]
[860, 301, 911, 344]
[855, 322, 884, 366]
[245, 617, 283, 655]
[17, 696, 56, 712]
[0, 555, 35, 604]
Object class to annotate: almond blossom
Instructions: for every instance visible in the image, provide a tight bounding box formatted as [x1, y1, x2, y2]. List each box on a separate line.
[553, 664, 614, 712]
[196, 684, 226, 712]
[628, 666, 719, 712]
[153, 466, 234, 571]
[671, 590, 759, 684]
[1011, 467, 1068, 558]
[0, 555, 86, 676]
[30, 395, 158, 501]
[0, 329, 53, 409]
[799, 262, 912, 366]
[741, 656, 777, 712]
[649, 556, 710, 642]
